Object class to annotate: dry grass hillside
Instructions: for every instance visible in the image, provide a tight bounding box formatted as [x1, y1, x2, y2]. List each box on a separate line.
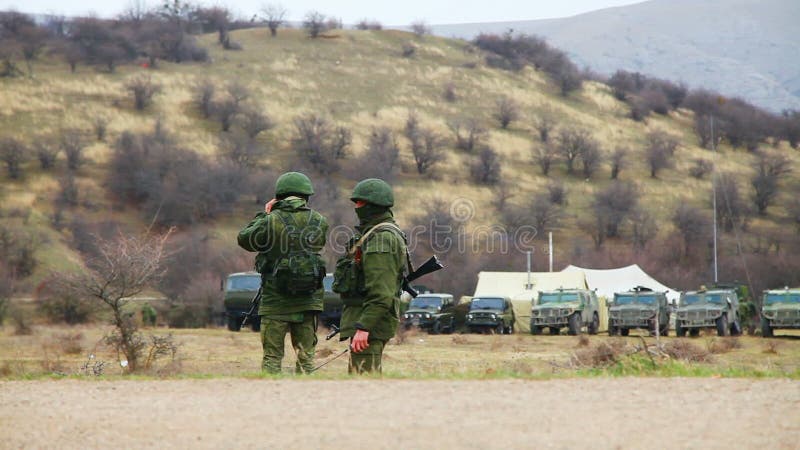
[1, 27, 798, 294]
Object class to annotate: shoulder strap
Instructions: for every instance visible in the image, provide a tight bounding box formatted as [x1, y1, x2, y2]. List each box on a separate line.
[348, 222, 403, 256]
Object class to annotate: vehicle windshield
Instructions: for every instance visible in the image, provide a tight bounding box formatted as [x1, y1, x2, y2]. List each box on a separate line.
[682, 294, 725, 306]
[470, 298, 505, 311]
[539, 293, 579, 304]
[615, 295, 656, 306]
[323, 276, 333, 293]
[226, 275, 260, 292]
[764, 294, 800, 305]
[409, 297, 443, 310]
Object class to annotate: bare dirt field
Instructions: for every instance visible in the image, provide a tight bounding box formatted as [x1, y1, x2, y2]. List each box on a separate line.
[2, 377, 799, 449]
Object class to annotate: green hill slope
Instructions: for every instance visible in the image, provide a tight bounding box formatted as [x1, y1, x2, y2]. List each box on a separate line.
[1, 27, 798, 296]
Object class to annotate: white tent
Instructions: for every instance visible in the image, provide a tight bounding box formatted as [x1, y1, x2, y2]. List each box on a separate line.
[562, 264, 680, 303]
[473, 271, 588, 333]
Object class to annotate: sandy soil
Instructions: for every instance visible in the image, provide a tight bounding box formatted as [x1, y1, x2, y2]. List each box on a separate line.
[1, 378, 798, 449]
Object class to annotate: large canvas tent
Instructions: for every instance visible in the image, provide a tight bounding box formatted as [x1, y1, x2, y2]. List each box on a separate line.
[562, 264, 680, 303]
[473, 271, 587, 333]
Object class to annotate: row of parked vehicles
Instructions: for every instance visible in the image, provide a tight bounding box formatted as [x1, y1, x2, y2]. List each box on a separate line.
[222, 271, 800, 337]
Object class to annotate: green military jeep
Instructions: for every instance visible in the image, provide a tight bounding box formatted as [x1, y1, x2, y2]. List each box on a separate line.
[401, 293, 457, 334]
[223, 271, 262, 332]
[530, 289, 599, 336]
[675, 289, 742, 337]
[223, 272, 342, 332]
[465, 296, 515, 334]
[761, 288, 800, 337]
[608, 288, 670, 336]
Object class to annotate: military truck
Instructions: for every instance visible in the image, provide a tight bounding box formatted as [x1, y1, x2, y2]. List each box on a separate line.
[675, 288, 742, 337]
[530, 289, 599, 336]
[401, 293, 457, 334]
[465, 296, 515, 334]
[223, 271, 262, 332]
[761, 288, 800, 337]
[608, 288, 670, 336]
[223, 272, 341, 332]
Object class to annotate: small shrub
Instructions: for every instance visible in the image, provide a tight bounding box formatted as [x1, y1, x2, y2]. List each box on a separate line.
[126, 75, 161, 111]
[34, 138, 59, 170]
[55, 332, 84, 355]
[92, 116, 109, 141]
[762, 340, 782, 355]
[689, 158, 713, 179]
[410, 21, 430, 38]
[571, 339, 627, 368]
[61, 130, 86, 171]
[547, 180, 567, 205]
[469, 147, 502, 185]
[0, 137, 28, 179]
[401, 42, 416, 58]
[706, 337, 742, 354]
[663, 340, 712, 362]
[442, 82, 457, 102]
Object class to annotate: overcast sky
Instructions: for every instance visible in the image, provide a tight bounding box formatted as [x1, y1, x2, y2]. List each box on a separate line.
[0, 0, 646, 24]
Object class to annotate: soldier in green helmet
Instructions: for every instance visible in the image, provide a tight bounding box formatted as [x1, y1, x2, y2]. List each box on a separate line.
[237, 172, 329, 374]
[333, 178, 408, 374]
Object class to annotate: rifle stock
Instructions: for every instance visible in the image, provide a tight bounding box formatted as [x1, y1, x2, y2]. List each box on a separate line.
[240, 286, 262, 328]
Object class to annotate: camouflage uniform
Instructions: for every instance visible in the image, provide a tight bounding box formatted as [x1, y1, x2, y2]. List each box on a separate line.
[335, 179, 407, 374]
[237, 173, 328, 374]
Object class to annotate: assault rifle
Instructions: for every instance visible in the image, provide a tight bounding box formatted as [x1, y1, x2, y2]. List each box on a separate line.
[240, 286, 262, 328]
[402, 255, 444, 298]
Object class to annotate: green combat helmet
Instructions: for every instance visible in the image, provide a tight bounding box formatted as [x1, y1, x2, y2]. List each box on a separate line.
[275, 172, 314, 197]
[350, 178, 394, 207]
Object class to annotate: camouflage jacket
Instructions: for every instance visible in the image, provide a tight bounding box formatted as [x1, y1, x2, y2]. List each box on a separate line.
[339, 211, 407, 341]
[237, 197, 329, 316]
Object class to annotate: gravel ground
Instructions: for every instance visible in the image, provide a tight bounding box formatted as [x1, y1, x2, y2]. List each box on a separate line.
[1, 378, 799, 449]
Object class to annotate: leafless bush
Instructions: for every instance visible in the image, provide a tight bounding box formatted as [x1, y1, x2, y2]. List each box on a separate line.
[713, 172, 747, 232]
[355, 19, 382, 30]
[60, 232, 171, 373]
[693, 113, 722, 149]
[410, 20, 431, 38]
[547, 180, 567, 205]
[33, 138, 59, 170]
[0, 225, 38, 278]
[609, 147, 628, 179]
[533, 143, 558, 176]
[450, 119, 487, 152]
[492, 182, 515, 212]
[645, 131, 679, 178]
[194, 80, 215, 118]
[238, 106, 274, 138]
[570, 339, 627, 368]
[469, 147, 502, 185]
[629, 208, 658, 251]
[557, 128, 595, 175]
[591, 181, 640, 240]
[212, 97, 239, 132]
[92, 116, 109, 141]
[528, 193, 562, 234]
[0, 137, 27, 179]
[493, 96, 520, 129]
[751, 150, 791, 215]
[663, 340, 712, 362]
[578, 140, 603, 178]
[61, 129, 86, 171]
[261, 4, 287, 37]
[292, 114, 351, 174]
[401, 42, 416, 58]
[126, 75, 161, 111]
[303, 11, 326, 38]
[39, 285, 96, 325]
[54, 332, 84, 355]
[408, 128, 446, 175]
[533, 110, 556, 143]
[220, 132, 268, 167]
[360, 127, 400, 180]
[56, 170, 79, 208]
[442, 82, 457, 102]
[706, 337, 742, 354]
[689, 158, 713, 179]
[672, 203, 710, 258]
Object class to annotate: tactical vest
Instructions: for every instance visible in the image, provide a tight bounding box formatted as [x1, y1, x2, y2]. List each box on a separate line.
[260, 207, 326, 296]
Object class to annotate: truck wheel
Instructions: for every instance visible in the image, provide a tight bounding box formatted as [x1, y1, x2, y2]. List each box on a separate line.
[227, 316, 242, 332]
[676, 321, 685, 337]
[250, 316, 261, 332]
[431, 321, 442, 335]
[549, 327, 560, 335]
[716, 314, 730, 337]
[689, 328, 700, 337]
[445, 318, 455, 334]
[531, 326, 542, 335]
[588, 313, 599, 335]
[619, 328, 629, 337]
[761, 316, 773, 338]
[567, 313, 581, 336]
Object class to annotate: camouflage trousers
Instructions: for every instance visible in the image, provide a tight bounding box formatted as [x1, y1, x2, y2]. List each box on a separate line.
[260, 313, 318, 374]
[348, 339, 386, 374]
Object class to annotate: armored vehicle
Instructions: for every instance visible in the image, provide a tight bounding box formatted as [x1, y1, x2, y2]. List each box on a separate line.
[761, 288, 800, 337]
[223, 271, 262, 332]
[530, 289, 599, 336]
[608, 288, 670, 336]
[401, 293, 457, 334]
[675, 289, 741, 337]
[465, 296, 515, 334]
[223, 272, 341, 332]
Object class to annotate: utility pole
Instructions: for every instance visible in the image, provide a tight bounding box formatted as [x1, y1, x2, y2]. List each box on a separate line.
[711, 114, 718, 284]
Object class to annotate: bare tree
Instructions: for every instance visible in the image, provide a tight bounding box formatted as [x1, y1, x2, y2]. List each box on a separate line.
[672, 203, 710, 258]
[261, 4, 287, 37]
[751, 150, 792, 215]
[292, 114, 350, 173]
[628, 207, 658, 251]
[194, 80, 215, 118]
[220, 132, 268, 167]
[557, 128, 594, 175]
[694, 113, 722, 149]
[408, 126, 446, 175]
[238, 106, 274, 138]
[645, 130, 679, 178]
[492, 181, 515, 213]
[410, 20, 431, 38]
[92, 116, 110, 141]
[591, 181, 639, 239]
[60, 232, 171, 373]
[0, 137, 27, 179]
[493, 96, 520, 129]
[213, 97, 239, 132]
[529, 193, 562, 234]
[578, 140, 602, 179]
[547, 180, 567, 205]
[303, 11, 326, 38]
[126, 75, 161, 110]
[355, 19, 382, 30]
[34, 138, 59, 170]
[533, 110, 556, 143]
[449, 119, 487, 152]
[689, 158, 713, 179]
[362, 127, 400, 178]
[18, 25, 48, 77]
[61, 130, 86, 171]
[609, 147, 628, 180]
[469, 147, 502, 185]
[713, 172, 747, 232]
[533, 143, 558, 176]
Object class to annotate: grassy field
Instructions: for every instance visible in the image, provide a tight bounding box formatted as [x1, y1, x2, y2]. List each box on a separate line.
[1, 323, 798, 379]
[2, 27, 799, 289]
